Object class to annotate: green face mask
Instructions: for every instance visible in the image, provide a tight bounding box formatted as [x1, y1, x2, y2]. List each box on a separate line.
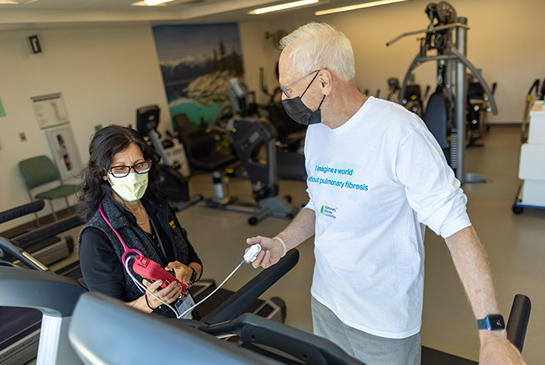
[109, 172, 148, 202]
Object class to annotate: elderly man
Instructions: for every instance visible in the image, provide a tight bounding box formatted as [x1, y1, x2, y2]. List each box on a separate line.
[246, 22, 525, 365]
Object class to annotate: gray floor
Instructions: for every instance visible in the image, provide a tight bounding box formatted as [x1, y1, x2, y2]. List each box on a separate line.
[176, 125, 542, 363]
[26, 126, 543, 364]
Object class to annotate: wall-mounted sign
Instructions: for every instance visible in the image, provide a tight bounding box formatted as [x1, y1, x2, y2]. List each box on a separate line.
[31, 93, 69, 129]
[28, 35, 42, 54]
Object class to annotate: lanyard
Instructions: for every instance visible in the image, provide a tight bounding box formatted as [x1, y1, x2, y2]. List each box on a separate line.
[147, 217, 169, 265]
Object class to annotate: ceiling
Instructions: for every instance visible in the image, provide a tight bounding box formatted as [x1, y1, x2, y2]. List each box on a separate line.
[0, 0, 382, 31]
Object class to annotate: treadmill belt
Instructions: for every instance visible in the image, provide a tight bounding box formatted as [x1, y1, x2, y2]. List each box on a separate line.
[421, 346, 477, 365]
[0, 306, 41, 365]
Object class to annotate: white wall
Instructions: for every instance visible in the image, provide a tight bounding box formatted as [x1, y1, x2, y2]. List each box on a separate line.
[0, 26, 170, 230]
[328, 0, 545, 125]
[1, 0, 544, 230]
[240, 0, 545, 125]
[239, 19, 299, 106]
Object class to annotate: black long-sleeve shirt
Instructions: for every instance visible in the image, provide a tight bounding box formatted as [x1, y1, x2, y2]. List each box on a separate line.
[79, 202, 201, 301]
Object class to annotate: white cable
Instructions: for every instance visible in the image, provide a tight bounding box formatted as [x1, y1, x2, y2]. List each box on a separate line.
[177, 259, 245, 319]
[123, 255, 179, 317]
[123, 253, 249, 320]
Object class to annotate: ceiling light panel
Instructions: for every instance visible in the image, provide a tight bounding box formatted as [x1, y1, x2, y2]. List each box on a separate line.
[315, 0, 409, 16]
[250, 0, 319, 15]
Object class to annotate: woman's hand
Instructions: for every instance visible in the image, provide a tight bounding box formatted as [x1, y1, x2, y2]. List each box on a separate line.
[165, 261, 193, 284]
[143, 279, 184, 309]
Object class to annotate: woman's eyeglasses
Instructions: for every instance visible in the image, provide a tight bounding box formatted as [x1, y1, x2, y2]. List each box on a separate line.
[109, 159, 152, 178]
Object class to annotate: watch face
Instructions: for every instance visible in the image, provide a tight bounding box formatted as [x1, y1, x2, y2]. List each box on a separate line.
[488, 315, 505, 330]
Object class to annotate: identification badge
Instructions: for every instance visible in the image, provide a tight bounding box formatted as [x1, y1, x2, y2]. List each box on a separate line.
[175, 293, 196, 319]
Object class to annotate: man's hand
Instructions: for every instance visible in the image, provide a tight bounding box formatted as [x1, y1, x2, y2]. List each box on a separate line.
[445, 227, 526, 364]
[246, 236, 285, 268]
[479, 332, 526, 364]
[245, 208, 315, 269]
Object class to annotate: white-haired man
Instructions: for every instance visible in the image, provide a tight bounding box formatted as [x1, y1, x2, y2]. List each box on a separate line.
[246, 22, 525, 365]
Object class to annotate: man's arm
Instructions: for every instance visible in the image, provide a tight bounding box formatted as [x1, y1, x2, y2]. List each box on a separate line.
[445, 226, 525, 364]
[247, 207, 315, 268]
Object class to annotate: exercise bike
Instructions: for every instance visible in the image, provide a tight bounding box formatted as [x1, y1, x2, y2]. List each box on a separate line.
[135, 105, 203, 212]
[172, 81, 299, 226]
[259, 64, 307, 182]
[466, 73, 497, 148]
[520, 78, 544, 143]
[388, 76, 430, 118]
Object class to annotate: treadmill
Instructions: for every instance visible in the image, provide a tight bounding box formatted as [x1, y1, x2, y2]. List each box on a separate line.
[0, 201, 76, 268]
[0, 239, 368, 364]
[0, 202, 83, 365]
[0, 230, 293, 364]
[1, 254, 532, 365]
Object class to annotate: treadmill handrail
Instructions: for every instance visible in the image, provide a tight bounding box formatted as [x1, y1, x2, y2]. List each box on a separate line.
[0, 200, 45, 224]
[11, 215, 84, 250]
[0, 236, 50, 271]
[506, 294, 531, 353]
[203, 312, 365, 365]
[201, 249, 299, 325]
[69, 291, 282, 365]
[0, 265, 86, 317]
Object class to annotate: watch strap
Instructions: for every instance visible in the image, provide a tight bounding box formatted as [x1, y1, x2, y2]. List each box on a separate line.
[189, 267, 197, 285]
[477, 314, 505, 331]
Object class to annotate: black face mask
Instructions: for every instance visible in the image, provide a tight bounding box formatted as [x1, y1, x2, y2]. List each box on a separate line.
[281, 72, 326, 126]
[282, 94, 326, 126]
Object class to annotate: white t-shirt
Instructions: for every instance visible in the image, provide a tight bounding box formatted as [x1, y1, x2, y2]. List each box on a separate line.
[305, 97, 471, 339]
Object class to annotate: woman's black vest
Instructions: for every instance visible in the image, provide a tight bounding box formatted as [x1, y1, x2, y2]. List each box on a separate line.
[78, 196, 188, 317]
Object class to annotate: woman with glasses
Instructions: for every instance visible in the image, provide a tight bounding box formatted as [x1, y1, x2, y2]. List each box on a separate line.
[77, 125, 202, 318]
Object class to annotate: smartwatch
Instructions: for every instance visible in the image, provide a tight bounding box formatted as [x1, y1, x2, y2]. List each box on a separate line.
[189, 267, 197, 286]
[477, 314, 505, 331]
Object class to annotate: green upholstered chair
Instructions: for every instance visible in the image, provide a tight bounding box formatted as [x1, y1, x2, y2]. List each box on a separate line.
[18, 155, 79, 222]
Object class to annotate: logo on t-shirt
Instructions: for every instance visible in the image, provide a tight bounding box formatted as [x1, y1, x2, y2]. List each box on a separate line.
[320, 205, 337, 219]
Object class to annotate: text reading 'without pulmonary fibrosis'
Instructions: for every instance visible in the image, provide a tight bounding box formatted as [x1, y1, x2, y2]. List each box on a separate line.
[307, 164, 369, 191]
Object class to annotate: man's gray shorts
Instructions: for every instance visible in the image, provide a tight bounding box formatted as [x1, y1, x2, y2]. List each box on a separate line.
[311, 296, 421, 365]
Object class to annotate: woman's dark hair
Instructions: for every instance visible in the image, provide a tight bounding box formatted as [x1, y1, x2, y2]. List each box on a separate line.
[76, 125, 166, 221]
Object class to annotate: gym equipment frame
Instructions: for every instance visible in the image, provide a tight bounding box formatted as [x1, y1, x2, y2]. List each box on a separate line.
[387, 2, 498, 184]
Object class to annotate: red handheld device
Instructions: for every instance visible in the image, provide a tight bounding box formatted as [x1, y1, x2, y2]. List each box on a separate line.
[132, 256, 187, 294]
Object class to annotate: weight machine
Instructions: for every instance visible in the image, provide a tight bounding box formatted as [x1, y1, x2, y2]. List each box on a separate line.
[387, 1, 498, 183]
[136, 105, 203, 211]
